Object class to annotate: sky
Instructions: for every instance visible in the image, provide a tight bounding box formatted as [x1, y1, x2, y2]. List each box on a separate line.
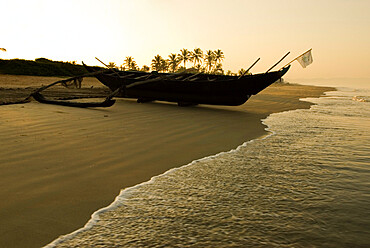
[1, 0, 370, 82]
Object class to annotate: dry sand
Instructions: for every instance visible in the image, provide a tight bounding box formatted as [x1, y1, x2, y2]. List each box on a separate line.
[0, 75, 334, 247]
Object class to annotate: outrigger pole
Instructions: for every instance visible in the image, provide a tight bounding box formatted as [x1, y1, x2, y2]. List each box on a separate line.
[265, 52, 290, 73]
[95, 57, 124, 79]
[95, 57, 208, 90]
[238, 58, 260, 79]
[28, 70, 116, 108]
[29, 70, 105, 96]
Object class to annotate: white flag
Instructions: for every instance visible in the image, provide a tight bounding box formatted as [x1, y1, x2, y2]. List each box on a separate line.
[296, 49, 313, 68]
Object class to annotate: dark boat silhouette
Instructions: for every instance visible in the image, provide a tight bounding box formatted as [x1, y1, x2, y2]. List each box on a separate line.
[83, 64, 290, 106]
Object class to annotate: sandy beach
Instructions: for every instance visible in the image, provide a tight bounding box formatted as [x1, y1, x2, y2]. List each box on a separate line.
[0, 75, 334, 247]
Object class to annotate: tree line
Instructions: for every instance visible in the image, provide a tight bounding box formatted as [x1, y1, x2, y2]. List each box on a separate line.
[108, 48, 249, 76]
[1, 47, 251, 76]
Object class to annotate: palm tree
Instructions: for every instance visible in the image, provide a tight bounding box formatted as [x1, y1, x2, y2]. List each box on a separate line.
[168, 53, 180, 72]
[152, 55, 168, 72]
[238, 68, 247, 76]
[108, 62, 117, 69]
[151, 55, 161, 71]
[204, 50, 215, 73]
[194, 64, 202, 72]
[214, 49, 224, 65]
[141, 65, 150, 72]
[161, 58, 168, 72]
[178, 48, 191, 69]
[130, 61, 138, 71]
[213, 63, 224, 75]
[124, 56, 134, 70]
[191, 48, 203, 67]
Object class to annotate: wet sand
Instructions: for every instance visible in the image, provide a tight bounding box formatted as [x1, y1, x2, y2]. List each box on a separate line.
[0, 75, 334, 247]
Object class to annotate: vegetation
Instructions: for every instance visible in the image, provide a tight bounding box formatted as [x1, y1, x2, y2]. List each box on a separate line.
[151, 55, 168, 72]
[178, 49, 191, 69]
[0, 48, 252, 76]
[120, 48, 243, 75]
[123, 56, 138, 71]
[141, 65, 150, 72]
[191, 48, 203, 67]
[0, 58, 89, 76]
[108, 62, 117, 69]
[168, 53, 180, 72]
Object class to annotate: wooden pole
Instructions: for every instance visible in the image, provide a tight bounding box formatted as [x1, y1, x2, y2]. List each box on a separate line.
[95, 57, 123, 78]
[280, 48, 312, 69]
[238, 58, 260, 79]
[31, 70, 105, 94]
[265, 52, 290, 73]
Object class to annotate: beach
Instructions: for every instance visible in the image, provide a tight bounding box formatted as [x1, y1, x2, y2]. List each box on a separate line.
[0, 75, 334, 247]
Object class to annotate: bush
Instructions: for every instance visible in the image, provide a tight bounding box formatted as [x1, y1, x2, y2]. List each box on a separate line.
[0, 58, 91, 76]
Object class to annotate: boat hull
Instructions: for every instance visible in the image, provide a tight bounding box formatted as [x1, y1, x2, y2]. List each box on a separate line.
[84, 65, 290, 106]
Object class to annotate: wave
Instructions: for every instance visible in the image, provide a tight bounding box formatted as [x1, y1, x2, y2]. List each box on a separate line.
[43, 92, 330, 247]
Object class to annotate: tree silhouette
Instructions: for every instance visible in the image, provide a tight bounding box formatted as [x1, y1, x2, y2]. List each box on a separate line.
[213, 63, 224, 75]
[108, 62, 117, 69]
[204, 50, 215, 73]
[113, 48, 232, 74]
[151, 55, 162, 71]
[168, 53, 180, 72]
[178, 48, 191, 69]
[161, 59, 168, 72]
[124, 56, 137, 70]
[226, 70, 236, 76]
[214, 49, 224, 65]
[130, 61, 138, 71]
[151, 55, 167, 72]
[191, 48, 203, 67]
[141, 65, 150, 72]
[238, 68, 247, 76]
[194, 64, 203, 72]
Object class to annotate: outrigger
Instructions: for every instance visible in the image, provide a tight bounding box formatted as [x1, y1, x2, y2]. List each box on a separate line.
[29, 52, 293, 108]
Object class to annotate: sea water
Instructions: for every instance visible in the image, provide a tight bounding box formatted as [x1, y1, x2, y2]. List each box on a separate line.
[45, 84, 370, 248]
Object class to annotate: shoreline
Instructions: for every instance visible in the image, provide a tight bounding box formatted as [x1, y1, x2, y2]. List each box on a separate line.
[46, 98, 293, 247]
[0, 76, 335, 248]
[46, 119, 278, 247]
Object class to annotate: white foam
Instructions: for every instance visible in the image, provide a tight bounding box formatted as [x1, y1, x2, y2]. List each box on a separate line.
[352, 96, 367, 102]
[43, 90, 331, 247]
[43, 127, 277, 247]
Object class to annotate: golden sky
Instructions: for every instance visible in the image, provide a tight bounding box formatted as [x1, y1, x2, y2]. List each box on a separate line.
[1, 0, 370, 81]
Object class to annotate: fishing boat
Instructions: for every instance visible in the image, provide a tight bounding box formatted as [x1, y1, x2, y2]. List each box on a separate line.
[30, 51, 299, 108]
[83, 64, 290, 106]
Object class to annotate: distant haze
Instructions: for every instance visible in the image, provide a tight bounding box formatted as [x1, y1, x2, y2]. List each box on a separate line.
[1, 0, 369, 84]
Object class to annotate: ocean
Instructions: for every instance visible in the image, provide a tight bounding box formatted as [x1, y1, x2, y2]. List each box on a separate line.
[45, 83, 370, 248]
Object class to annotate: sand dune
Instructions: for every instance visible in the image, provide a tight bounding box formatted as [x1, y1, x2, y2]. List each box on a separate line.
[0, 79, 334, 247]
